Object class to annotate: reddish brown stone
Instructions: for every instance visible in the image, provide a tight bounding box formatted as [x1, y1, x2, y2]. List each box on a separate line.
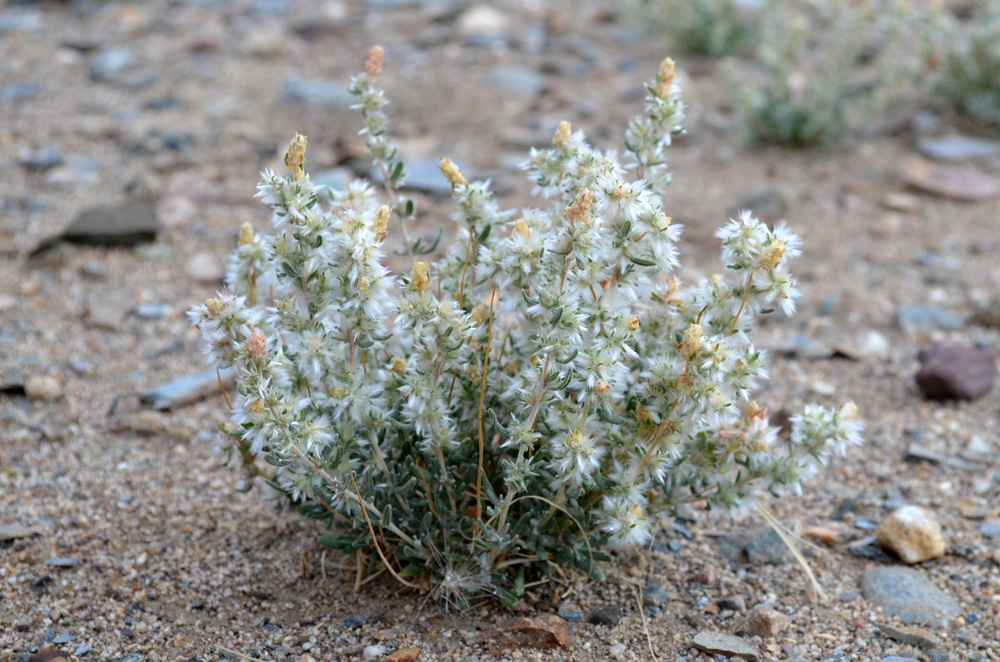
[916, 346, 997, 400]
[484, 614, 571, 655]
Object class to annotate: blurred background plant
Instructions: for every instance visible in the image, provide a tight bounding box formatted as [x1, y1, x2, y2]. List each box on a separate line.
[630, 0, 767, 58]
[925, 0, 1000, 133]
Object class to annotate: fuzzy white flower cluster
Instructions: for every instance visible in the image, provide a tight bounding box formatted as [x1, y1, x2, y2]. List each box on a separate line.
[190, 48, 862, 601]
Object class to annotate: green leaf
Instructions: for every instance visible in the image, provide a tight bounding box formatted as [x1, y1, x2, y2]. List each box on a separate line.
[488, 409, 511, 439]
[521, 289, 540, 306]
[480, 468, 501, 508]
[628, 255, 657, 267]
[493, 585, 519, 608]
[477, 224, 491, 243]
[597, 407, 628, 425]
[549, 306, 563, 326]
[556, 348, 578, 364]
[514, 568, 525, 596]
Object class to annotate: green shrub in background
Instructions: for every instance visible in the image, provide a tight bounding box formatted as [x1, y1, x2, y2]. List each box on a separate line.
[636, 0, 765, 58]
[931, 0, 1000, 132]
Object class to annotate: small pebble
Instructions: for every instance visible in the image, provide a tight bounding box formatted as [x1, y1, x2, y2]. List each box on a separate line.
[47, 556, 78, 568]
[916, 346, 997, 400]
[344, 614, 366, 629]
[588, 605, 622, 626]
[876, 505, 945, 564]
[743, 606, 790, 637]
[609, 643, 626, 659]
[363, 644, 386, 659]
[25, 375, 62, 402]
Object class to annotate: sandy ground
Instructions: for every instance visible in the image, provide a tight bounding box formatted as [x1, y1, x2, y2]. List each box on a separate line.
[2, 1, 999, 661]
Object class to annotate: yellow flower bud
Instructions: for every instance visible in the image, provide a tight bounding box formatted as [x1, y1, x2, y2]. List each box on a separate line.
[284, 133, 308, 182]
[513, 220, 530, 240]
[626, 316, 640, 332]
[438, 157, 467, 186]
[657, 57, 675, 98]
[410, 261, 430, 294]
[365, 45, 385, 77]
[758, 241, 786, 271]
[840, 401, 859, 420]
[553, 120, 572, 149]
[205, 298, 224, 318]
[372, 204, 391, 236]
[390, 356, 406, 377]
[237, 222, 254, 247]
[678, 323, 704, 360]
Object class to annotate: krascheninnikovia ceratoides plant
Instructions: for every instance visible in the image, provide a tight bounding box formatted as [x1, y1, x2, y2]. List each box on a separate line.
[189, 47, 863, 605]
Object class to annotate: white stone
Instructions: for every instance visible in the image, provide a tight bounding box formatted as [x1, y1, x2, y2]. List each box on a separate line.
[363, 644, 386, 659]
[25, 375, 62, 402]
[876, 505, 945, 564]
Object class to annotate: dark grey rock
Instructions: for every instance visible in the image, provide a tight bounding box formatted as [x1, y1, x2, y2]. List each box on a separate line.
[895, 305, 965, 332]
[46, 202, 158, 253]
[140, 367, 236, 411]
[588, 604, 622, 626]
[20, 144, 61, 171]
[717, 595, 747, 612]
[642, 584, 667, 606]
[2, 81, 40, 100]
[281, 79, 354, 109]
[557, 609, 581, 622]
[344, 614, 366, 629]
[744, 528, 792, 565]
[904, 444, 944, 464]
[849, 544, 892, 563]
[860, 567, 960, 627]
[978, 521, 1000, 538]
[717, 525, 793, 565]
[731, 189, 788, 221]
[90, 47, 135, 81]
[916, 346, 997, 400]
[692, 631, 758, 660]
[47, 556, 78, 567]
[488, 65, 546, 96]
[880, 658, 919, 662]
[916, 136, 1000, 162]
[926, 651, 948, 662]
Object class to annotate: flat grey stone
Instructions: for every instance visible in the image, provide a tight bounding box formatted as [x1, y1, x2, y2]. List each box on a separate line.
[692, 631, 758, 660]
[978, 521, 1000, 538]
[895, 305, 965, 332]
[19, 144, 61, 171]
[373, 157, 471, 195]
[64, 202, 158, 247]
[860, 567, 959, 627]
[916, 136, 1000, 162]
[488, 65, 546, 97]
[281, 79, 354, 109]
[90, 47, 135, 81]
[140, 367, 236, 411]
[1, 81, 40, 100]
[47, 556, 78, 567]
[0, 523, 39, 541]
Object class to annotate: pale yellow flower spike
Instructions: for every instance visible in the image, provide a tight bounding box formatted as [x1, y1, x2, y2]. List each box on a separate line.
[758, 241, 786, 271]
[678, 322, 704, 360]
[657, 57, 675, 98]
[284, 133, 307, 182]
[513, 220, 530, 240]
[438, 157, 467, 187]
[410, 261, 430, 294]
[373, 204, 391, 236]
[365, 45, 385, 78]
[237, 222, 254, 247]
[553, 120, 572, 149]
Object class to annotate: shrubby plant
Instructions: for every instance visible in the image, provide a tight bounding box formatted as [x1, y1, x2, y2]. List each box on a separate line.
[929, 0, 1000, 132]
[729, 0, 916, 148]
[632, 0, 765, 58]
[190, 47, 862, 605]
